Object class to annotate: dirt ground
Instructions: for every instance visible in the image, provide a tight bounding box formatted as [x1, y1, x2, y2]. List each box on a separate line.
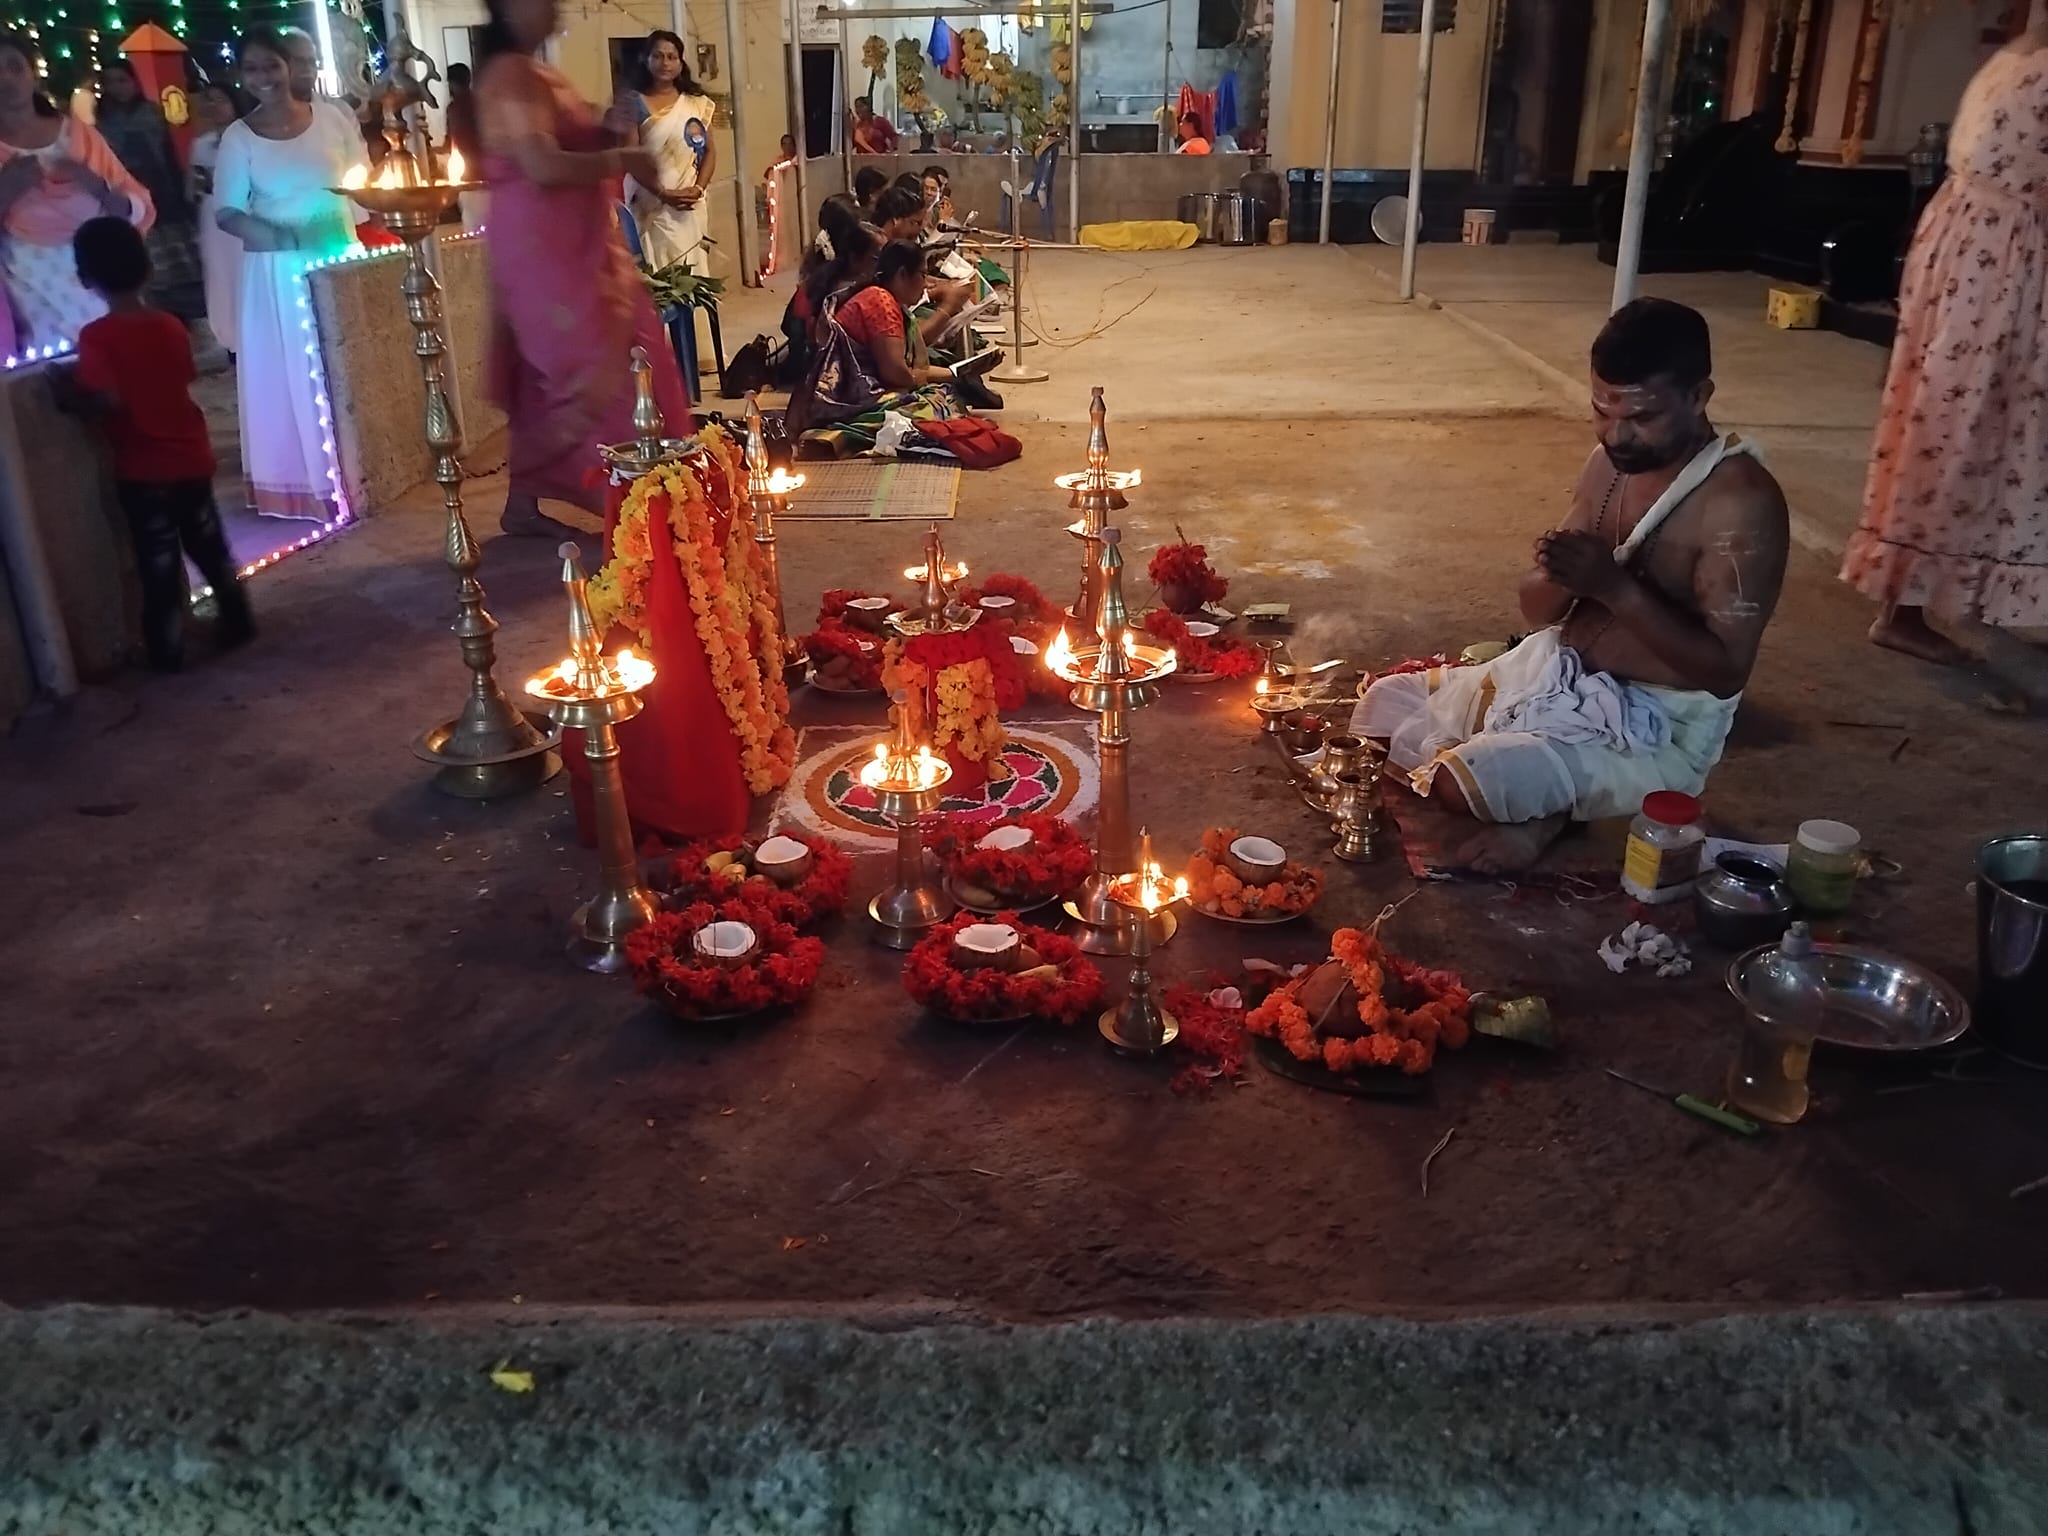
[5, 253, 2048, 1321]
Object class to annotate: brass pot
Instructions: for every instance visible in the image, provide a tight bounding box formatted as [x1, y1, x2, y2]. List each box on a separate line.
[1306, 732, 1368, 810]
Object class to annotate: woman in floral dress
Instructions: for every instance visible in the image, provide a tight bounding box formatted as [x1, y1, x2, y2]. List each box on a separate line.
[1842, 12, 2048, 661]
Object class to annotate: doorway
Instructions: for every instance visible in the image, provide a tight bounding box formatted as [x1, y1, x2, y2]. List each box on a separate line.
[797, 44, 840, 157]
[1480, 0, 1596, 183]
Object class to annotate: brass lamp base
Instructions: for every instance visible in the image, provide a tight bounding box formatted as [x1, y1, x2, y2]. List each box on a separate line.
[868, 886, 954, 950]
[569, 887, 661, 973]
[1100, 1005, 1179, 1055]
[412, 709, 562, 800]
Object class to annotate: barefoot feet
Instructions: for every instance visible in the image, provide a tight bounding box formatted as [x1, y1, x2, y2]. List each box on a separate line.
[1452, 814, 1568, 876]
[1868, 605, 1970, 667]
[500, 496, 591, 541]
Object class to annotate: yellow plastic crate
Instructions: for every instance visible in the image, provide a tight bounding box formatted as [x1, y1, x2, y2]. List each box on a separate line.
[1766, 287, 1821, 330]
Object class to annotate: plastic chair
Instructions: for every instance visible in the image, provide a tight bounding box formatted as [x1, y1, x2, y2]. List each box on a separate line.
[616, 201, 728, 404]
[1001, 142, 1060, 240]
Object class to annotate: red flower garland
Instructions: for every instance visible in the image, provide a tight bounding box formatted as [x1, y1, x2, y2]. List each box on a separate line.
[1147, 541, 1229, 606]
[652, 832, 854, 929]
[928, 812, 1093, 905]
[1141, 608, 1262, 680]
[959, 572, 1064, 624]
[626, 897, 826, 1019]
[802, 620, 885, 691]
[1164, 981, 1249, 1094]
[819, 588, 901, 624]
[902, 912, 1106, 1024]
[900, 627, 1030, 711]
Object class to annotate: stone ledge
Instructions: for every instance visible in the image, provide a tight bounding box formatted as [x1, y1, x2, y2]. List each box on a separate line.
[3, 1302, 2045, 1533]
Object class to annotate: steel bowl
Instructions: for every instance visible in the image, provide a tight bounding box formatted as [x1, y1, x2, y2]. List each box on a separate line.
[1724, 942, 1970, 1052]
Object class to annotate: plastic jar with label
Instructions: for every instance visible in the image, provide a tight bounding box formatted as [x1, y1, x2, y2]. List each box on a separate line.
[1621, 791, 1706, 904]
[1786, 819, 1860, 916]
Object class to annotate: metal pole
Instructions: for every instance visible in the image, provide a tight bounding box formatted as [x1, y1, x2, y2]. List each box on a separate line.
[838, 24, 853, 203]
[669, 0, 685, 35]
[1318, 0, 1344, 244]
[722, 0, 759, 283]
[992, 121, 1049, 384]
[785, 0, 811, 244]
[1611, 0, 1675, 310]
[1397, 0, 1439, 297]
[1161, 0, 1171, 150]
[1068, 0, 1082, 238]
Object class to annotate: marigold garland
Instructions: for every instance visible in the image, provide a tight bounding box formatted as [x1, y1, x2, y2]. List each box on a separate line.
[928, 812, 1093, 905]
[883, 626, 1026, 767]
[625, 897, 826, 1019]
[901, 911, 1105, 1024]
[1141, 608, 1261, 680]
[1183, 826, 1325, 919]
[1245, 927, 1471, 1075]
[585, 428, 796, 796]
[652, 832, 854, 929]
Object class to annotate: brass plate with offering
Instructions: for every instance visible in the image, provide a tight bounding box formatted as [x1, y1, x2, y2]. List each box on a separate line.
[1246, 927, 1473, 1081]
[901, 913, 1107, 1025]
[1184, 830, 1324, 923]
[930, 812, 1094, 914]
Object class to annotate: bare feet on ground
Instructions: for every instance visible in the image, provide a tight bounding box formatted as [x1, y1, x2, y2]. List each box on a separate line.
[499, 496, 592, 541]
[1868, 605, 1971, 667]
[1453, 815, 1567, 875]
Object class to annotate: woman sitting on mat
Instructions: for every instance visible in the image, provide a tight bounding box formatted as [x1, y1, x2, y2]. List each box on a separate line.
[789, 237, 975, 458]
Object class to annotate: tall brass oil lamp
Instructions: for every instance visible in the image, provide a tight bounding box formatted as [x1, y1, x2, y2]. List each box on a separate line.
[860, 706, 956, 948]
[338, 109, 559, 799]
[1054, 387, 1140, 625]
[1044, 527, 1179, 954]
[1101, 828, 1190, 1053]
[742, 391, 808, 683]
[525, 544, 660, 972]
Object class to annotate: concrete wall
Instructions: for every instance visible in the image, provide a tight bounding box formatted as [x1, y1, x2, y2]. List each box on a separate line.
[840, 150, 1269, 239]
[0, 365, 138, 699]
[1269, 0, 1500, 172]
[311, 234, 502, 519]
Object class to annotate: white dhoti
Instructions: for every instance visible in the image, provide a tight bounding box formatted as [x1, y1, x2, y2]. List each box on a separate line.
[1355, 430, 1762, 823]
[1354, 628, 1739, 823]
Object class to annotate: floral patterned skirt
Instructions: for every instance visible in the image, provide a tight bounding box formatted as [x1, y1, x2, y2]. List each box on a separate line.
[1842, 174, 2048, 627]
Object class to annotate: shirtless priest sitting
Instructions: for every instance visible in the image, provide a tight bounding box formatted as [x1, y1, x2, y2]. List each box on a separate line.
[1355, 298, 1790, 874]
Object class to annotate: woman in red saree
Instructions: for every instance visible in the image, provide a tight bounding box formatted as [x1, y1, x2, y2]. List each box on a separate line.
[475, 0, 691, 538]
[478, 0, 745, 839]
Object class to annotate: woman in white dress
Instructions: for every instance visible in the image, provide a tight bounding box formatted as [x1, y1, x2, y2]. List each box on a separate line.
[212, 28, 364, 520]
[187, 82, 242, 355]
[624, 30, 715, 273]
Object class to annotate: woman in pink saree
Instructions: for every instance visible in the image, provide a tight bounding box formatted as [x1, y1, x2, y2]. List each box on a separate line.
[475, 0, 690, 538]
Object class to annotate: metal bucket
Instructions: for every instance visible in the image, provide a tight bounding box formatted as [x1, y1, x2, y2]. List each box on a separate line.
[1177, 192, 1219, 243]
[1975, 834, 2048, 1065]
[1216, 191, 1262, 246]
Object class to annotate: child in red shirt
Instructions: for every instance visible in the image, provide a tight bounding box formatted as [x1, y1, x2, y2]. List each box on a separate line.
[65, 216, 254, 671]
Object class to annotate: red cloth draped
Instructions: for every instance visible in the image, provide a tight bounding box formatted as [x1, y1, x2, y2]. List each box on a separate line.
[564, 474, 752, 846]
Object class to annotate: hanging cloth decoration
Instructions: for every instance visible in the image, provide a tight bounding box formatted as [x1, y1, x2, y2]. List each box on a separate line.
[1214, 69, 1239, 140]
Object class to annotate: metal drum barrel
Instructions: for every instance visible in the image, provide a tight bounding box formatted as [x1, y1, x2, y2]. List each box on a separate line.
[1176, 191, 1219, 243]
[1976, 834, 2048, 1065]
[1216, 191, 1262, 246]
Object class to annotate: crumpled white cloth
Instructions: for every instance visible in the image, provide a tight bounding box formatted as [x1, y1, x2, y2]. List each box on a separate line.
[1481, 628, 1672, 756]
[872, 411, 916, 458]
